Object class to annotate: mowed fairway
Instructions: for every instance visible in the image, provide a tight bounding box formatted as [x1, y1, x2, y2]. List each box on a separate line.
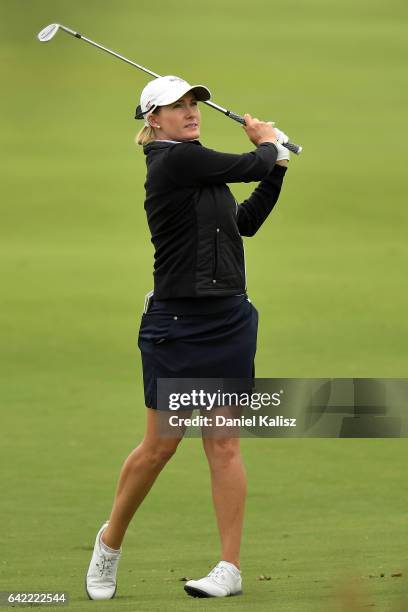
[1, 0, 407, 610]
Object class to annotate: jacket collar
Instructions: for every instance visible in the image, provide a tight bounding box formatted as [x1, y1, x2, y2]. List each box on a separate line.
[144, 139, 202, 154]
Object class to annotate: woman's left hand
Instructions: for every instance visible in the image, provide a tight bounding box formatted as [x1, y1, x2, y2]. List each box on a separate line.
[275, 141, 290, 165]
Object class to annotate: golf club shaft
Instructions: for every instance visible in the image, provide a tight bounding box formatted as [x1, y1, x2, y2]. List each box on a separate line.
[58, 25, 160, 77]
[52, 25, 302, 155]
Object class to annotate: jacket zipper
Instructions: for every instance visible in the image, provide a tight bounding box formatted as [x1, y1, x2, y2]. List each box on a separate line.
[213, 227, 220, 283]
[234, 197, 247, 290]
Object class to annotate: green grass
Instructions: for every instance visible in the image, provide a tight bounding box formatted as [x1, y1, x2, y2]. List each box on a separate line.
[1, 0, 408, 610]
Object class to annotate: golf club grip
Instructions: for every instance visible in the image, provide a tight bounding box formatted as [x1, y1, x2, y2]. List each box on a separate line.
[227, 111, 302, 155]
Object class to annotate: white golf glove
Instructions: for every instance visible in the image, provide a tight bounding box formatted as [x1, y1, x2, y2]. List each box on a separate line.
[275, 141, 290, 162]
[274, 127, 289, 145]
[266, 121, 289, 159]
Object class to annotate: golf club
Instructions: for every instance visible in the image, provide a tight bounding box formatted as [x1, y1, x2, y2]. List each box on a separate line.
[37, 23, 302, 155]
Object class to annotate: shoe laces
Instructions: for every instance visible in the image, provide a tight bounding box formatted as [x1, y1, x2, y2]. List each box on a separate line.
[95, 554, 116, 578]
[208, 565, 227, 582]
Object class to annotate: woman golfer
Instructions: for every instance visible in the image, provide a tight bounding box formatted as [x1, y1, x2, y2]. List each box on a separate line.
[86, 75, 289, 600]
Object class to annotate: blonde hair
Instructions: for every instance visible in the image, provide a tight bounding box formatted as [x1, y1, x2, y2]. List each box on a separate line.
[135, 125, 156, 146]
[135, 109, 161, 145]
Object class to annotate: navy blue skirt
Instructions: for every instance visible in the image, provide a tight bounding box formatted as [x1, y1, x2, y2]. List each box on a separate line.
[137, 294, 258, 409]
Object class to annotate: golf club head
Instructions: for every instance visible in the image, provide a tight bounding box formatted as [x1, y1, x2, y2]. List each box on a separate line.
[37, 23, 60, 42]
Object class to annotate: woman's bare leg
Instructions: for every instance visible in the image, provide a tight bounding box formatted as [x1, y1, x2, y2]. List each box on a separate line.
[202, 436, 246, 570]
[101, 407, 183, 550]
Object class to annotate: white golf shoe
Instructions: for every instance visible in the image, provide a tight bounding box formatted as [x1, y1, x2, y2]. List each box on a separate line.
[85, 521, 121, 600]
[184, 560, 242, 598]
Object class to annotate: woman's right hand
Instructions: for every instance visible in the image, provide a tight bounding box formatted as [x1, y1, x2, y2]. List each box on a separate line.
[242, 113, 277, 146]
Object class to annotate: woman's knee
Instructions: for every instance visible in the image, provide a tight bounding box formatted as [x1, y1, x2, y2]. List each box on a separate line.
[142, 437, 181, 467]
[203, 437, 241, 466]
[141, 408, 183, 466]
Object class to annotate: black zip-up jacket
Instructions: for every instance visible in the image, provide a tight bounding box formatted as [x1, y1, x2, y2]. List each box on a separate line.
[143, 140, 287, 298]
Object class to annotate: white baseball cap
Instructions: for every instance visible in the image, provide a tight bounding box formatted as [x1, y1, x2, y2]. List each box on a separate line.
[135, 75, 211, 126]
